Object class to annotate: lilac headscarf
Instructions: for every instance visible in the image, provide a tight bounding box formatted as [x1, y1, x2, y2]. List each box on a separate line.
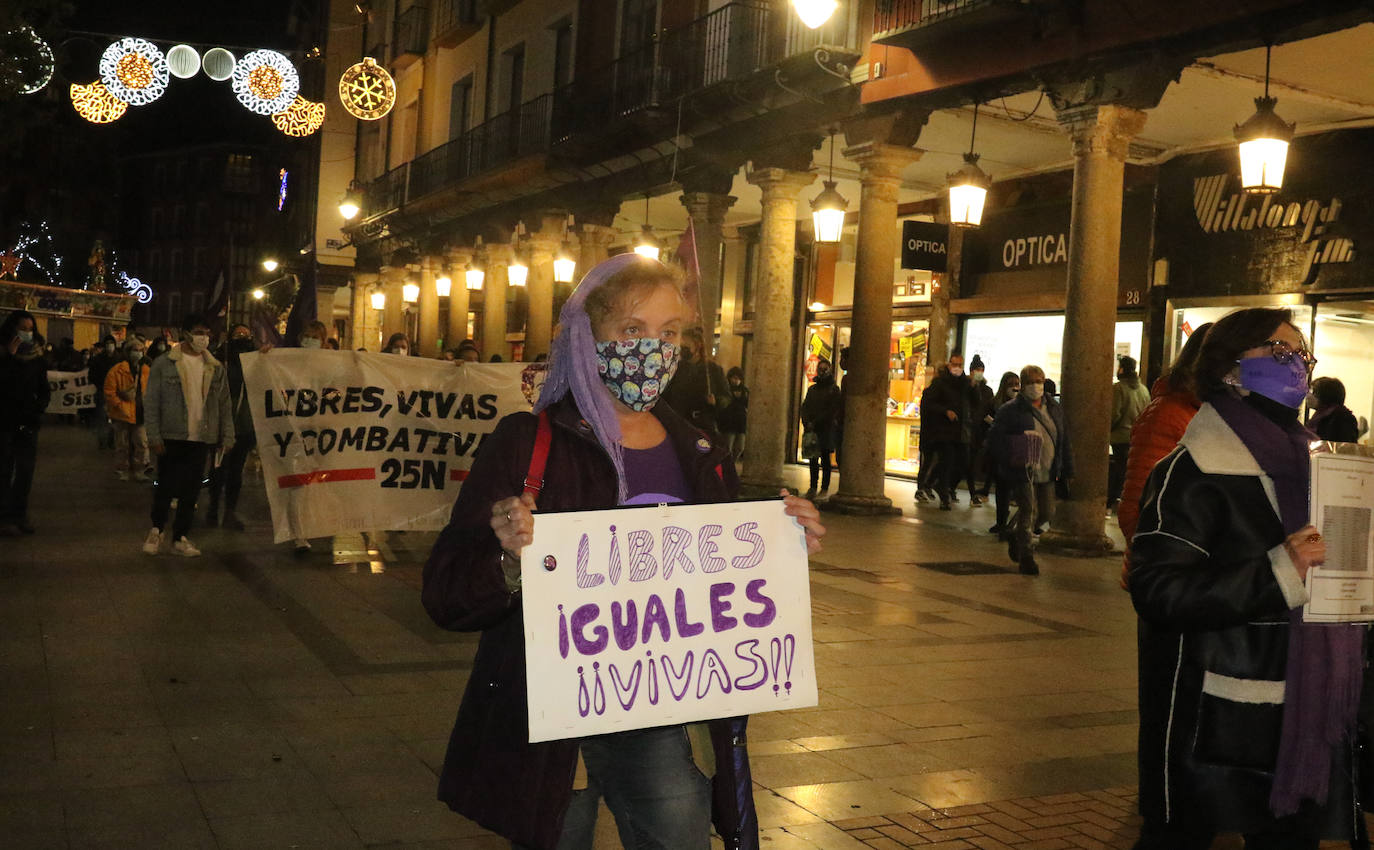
[534, 253, 673, 503]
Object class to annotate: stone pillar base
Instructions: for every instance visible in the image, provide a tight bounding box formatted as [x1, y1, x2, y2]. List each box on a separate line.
[738, 477, 788, 500]
[1038, 529, 1117, 557]
[823, 493, 901, 516]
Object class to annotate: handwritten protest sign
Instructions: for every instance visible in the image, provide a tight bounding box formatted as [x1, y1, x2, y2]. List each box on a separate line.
[46, 369, 96, 414]
[241, 351, 544, 543]
[522, 499, 817, 742]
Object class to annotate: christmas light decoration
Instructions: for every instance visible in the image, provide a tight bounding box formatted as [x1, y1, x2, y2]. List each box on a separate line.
[166, 44, 200, 79]
[339, 57, 395, 120]
[99, 38, 169, 106]
[232, 49, 299, 115]
[70, 81, 128, 123]
[202, 47, 235, 81]
[117, 272, 154, 304]
[271, 95, 326, 137]
[7, 27, 55, 95]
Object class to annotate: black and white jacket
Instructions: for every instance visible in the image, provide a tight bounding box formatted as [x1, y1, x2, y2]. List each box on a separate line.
[1129, 402, 1356, 837]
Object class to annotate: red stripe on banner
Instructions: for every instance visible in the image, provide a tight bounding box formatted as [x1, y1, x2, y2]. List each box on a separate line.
[449, 469, 470, 482]
[278, 468, 377, 488]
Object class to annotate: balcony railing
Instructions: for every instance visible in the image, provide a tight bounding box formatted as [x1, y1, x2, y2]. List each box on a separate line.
[393, 5, 430, 67]
[407, 95, 553, 201]
[873, 0, 1032, 47]
[433, 0, 480, 48]
[364, 165, 409, 216]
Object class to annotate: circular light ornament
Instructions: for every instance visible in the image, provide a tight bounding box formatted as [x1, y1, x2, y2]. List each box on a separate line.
[202, 47, 235, 81]
[271, 95, 326, 137]
[166, 44, 200, 79]
[70, 81, 128, 123]
[232, 49, 298, 114]
[6, 27, 55, 95]
[99, 37, 169, 106]
[339, 56, 396, 120]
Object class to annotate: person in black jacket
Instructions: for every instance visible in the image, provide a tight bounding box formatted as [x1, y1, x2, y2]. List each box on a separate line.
[801, 357, 841, 499]
[919, 354, 973, 510]
[986, 364, 1072, 575]
[718, 366, 748, 462]
[1130, 307, 1356, 849]
[1306, 377, 1359, 444]
[0, 310, 52, 536]
[87, 334, 119, 448]
[660, 327, 729, 434]
[963, 355, 995, 506]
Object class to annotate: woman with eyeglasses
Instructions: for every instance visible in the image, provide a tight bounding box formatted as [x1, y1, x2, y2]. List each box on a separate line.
[1129, 307, 1362, 849]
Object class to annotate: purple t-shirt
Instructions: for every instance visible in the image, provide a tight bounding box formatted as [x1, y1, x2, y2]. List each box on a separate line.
[622, 439, 690, 505]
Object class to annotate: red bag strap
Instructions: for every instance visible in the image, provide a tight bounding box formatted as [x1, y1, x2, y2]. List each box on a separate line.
[523, 410, 553, 497]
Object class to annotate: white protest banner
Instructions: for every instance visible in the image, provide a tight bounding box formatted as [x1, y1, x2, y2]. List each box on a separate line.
[241, 351, 545, 543]
[521, 499, 817, 742]
[46, 369, 96, 414]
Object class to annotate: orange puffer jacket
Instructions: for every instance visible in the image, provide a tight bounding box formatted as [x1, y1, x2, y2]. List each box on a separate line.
[1118, 378, 1201, 588]
[104, 359, 150, 424]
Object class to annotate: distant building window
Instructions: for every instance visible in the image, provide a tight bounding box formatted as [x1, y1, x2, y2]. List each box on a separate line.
[167, 291, 182, 323]
[504, 43, 525, 111]
[449, 75, 472, 141]
[225, 153, 256, 193]
[552, 21, 573, 89]
[190, 292, 204, 316]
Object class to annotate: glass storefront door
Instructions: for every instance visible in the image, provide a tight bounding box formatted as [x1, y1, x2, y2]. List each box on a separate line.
[1314, 301, 1374, 442]
[962, 314, 1144, 392]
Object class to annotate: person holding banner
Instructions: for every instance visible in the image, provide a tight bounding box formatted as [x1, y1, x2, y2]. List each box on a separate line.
[104, 337, 151, 482]
[141, 314, 234, 557]
[0, 310, 50, 536]
[422, 254, 825, 850]
[205, 325, 259, 532]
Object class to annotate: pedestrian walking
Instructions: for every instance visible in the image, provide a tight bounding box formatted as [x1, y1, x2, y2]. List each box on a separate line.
[204, 324, 258, 532]
[104, 337, 151, 482]
[87, 335, 119, 449]
[1109, 355, 1150, 509]
[719, 365, 749, 463]
[1117, 323, 1211, 588]
[1307, 376, 1359, 443]
[919, 353, 972, 510]
[962, 354, 994, 506]
[801, 357, 841, 499]
[986, 371, 1021, 537]
[142, 314, 234, 557]
[1129, 307, 1359, 849]
[421, 253, 825, 850]
[988, 365, 1072, 575]
[0, 310, 51, 536]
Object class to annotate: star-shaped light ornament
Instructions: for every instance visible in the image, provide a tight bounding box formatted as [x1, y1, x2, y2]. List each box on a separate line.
[339, 57, 395, 120]
[232, 49, 300, 115]
[98, 37, 169, 105]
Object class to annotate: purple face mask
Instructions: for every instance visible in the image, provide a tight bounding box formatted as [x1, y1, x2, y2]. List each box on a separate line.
[595, 338, 680, 411]
[1238, 354, 1309, 409]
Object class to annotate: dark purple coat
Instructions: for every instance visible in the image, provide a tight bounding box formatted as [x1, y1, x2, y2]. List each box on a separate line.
[421, 397, 750, 850]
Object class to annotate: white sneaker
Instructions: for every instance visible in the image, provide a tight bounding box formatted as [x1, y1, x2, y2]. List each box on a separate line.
[116, 470, 129, 481]
[142, 528, 163, 555]
[172, 536, 201, 557]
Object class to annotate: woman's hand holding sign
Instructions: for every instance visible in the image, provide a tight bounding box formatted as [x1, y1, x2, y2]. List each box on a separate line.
[492, 492, 538, 559]
[781, 489, 825, 555]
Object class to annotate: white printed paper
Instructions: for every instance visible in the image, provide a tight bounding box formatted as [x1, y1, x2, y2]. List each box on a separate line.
[521, 499, 818, 742]
[1304, 451, 1374, 622]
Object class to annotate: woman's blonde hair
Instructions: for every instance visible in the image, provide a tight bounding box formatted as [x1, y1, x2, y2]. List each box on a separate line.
[583, 259, 688, 330]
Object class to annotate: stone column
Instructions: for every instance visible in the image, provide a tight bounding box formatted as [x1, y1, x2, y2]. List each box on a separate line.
[578, 223, 617, 283]
[679, 191, 736, 333]
[526, 212, 567, 360]
[828, 143, 925, 515]
[380, 265, 406, 343]
[739, 167, 814, 496]
[1041, 103, 1148, 555]
[446, 246, 474, 346]
[926, 223, 962, 368]
[419, 256, 440, 357]
[715, 228, 747, 372]
[481, 243, 512, 361]
[350, 271, 380, 350]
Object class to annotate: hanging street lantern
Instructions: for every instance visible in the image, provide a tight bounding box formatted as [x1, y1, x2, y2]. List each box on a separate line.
[553, 250, 576, 284]
[507, 258, 529, 287]
[402, 282, 419, 303]
[435, 274, 452, 297]
[465, 266, 485, 290]
[1235, 45, 1294, 195]
[370, 290, 386, 310]
[792, 0, 839, 29]
[948, 104, 991, 227]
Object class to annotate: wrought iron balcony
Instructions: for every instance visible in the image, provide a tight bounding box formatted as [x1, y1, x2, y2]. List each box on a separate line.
[433, 0, 480, 49]
[873, 0, 1034, 53]
[407, 95, 553, 202]
[393, 5, 430, 69]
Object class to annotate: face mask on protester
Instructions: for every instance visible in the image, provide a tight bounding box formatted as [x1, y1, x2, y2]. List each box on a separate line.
[104, 343, 115, 354]
[17, 330, 33, 344]
[301, 338, 322, 349]
[188, 334, 210, 353]
[595, 337, 680, 412]
[129, 350, 144, 363]
[949, 365, 964, 377]
[1023, 383, 1045, 401]
[393, 346, 408, 356]
[1237, 354, 1310, 409]
[971, 370, 985, 383]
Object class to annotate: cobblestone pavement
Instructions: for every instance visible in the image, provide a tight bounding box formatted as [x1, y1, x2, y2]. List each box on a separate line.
[0, 424, 1361, 848]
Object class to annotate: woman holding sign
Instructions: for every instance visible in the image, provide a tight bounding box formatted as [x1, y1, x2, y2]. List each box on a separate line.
[423, 254, 824, 850]
[1129, 308, 1360, 849]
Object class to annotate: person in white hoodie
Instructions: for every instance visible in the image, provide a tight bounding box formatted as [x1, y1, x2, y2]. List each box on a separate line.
[142, 314, 234, 556]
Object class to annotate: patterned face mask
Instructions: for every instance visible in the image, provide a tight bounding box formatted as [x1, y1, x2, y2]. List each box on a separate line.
[595, 338, 680, 411]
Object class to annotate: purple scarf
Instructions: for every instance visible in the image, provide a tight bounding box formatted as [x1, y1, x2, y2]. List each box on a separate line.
[1210, 393, 1364, 816]
[534, 253, 672, 503]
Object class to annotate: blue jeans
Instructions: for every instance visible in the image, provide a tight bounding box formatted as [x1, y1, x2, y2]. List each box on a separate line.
[522, 725, 711, 850]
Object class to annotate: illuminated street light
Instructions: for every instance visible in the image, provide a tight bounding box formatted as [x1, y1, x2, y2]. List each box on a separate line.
[792, 0, 838, 29]
[435, 274, 452, 297]
[262, 258, 279, 272]
[252, 288, 265, 300]
[370, 290, 385, 310]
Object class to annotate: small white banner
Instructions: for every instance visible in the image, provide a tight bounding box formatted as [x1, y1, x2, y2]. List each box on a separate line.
[46, 369, 96, 414]
[522, 499, 817, 743]
[241, 351, 544, 543]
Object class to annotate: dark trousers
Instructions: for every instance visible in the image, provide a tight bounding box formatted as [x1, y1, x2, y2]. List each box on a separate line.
[1132, 817, 1321, 850]
[207, 433, 256, 516]
[932, 440, 966, 502]
[152, 440, 210, 540]
[1011, 478, 1055, 558]
[916, 445, 938, 492]
[1108, 441, 1130, 504]
[993, 476, 1012, 530]
[0, 426, 39, 522]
